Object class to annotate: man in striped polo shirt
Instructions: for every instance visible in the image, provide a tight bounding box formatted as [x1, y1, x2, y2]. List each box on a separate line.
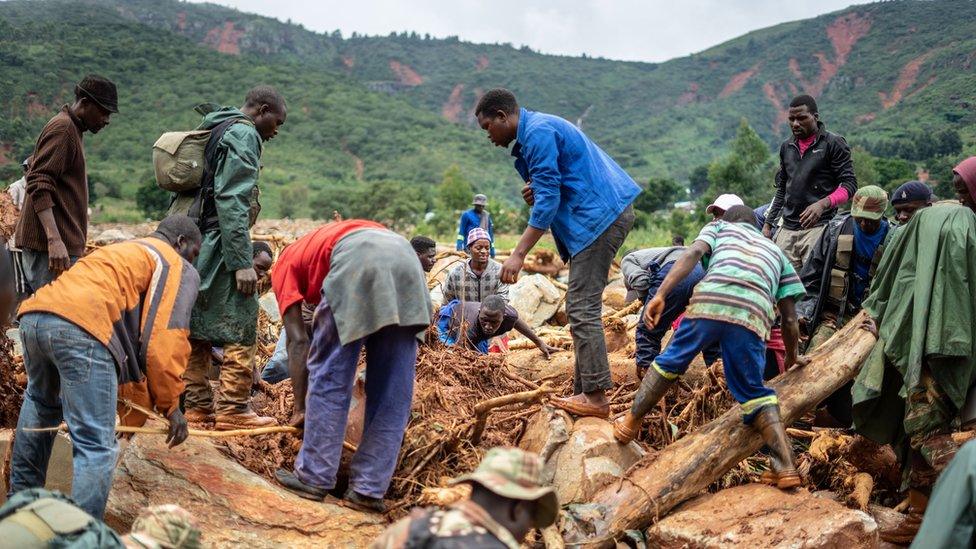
[613, 205, 807, 490]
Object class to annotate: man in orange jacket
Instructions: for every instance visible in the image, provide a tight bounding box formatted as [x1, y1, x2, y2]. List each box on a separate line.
[9, 215, 202, 519]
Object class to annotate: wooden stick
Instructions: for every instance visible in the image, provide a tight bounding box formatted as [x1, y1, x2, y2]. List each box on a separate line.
[25, 424, 301, 437]
[470, 384, 558, 444]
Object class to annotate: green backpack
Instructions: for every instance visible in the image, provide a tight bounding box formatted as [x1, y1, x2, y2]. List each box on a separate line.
[0, 489, 124, 548]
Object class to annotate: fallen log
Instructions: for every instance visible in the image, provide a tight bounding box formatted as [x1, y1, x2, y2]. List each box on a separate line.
[566, 310, 877, 547]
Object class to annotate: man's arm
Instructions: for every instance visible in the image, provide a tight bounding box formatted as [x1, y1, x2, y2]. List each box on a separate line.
[502, 130, 562, 283]
[643, 241, 710, 328]
[777, 297, 801, 369]
[25, 127, 74, 273]
[213, 125, 261, 294]
[829, 135, 858, 204]
[283, 302, 310, 427]
[764, 147, 788, 237]
[513, 317, 554, 359]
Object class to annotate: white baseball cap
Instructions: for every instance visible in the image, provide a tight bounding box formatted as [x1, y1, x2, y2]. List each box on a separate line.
[705, 194, 745, 214]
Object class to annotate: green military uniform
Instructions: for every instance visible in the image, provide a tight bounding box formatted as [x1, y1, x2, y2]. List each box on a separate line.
[369, 447, 558, 549]
[0, 489, 124, 547]
[188, 105, 262, 346]
[853, 204, 976, 487]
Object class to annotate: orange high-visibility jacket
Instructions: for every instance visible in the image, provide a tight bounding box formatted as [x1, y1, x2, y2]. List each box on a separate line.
[19, 237, 200, 426]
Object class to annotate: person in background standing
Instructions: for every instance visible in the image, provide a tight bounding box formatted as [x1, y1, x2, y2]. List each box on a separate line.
[456, 194, 495, 258]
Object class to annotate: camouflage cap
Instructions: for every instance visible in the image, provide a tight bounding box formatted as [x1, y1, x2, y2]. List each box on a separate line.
[851, 185, 888, 220]
[128, 504, 202, 549]
[451, 447, 559, 528]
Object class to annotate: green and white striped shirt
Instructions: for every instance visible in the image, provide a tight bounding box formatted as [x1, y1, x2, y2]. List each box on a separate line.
[686, 220, 805, 339]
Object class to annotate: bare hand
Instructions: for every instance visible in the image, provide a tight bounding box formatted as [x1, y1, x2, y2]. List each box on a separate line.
[788, 355, 811, 370]
[762, 224, 773, 239]
[799, 200, 827, 229]
[521, 181, 534, 206]
[47, 238, 70, 276]
[538, 342, 558, 360]
[166, 408, 189, 448]
[501, 255, 524, 284]
[236, 267, 258, 295]
[860, 316, 878, 338]
[642, 296, 666, 329]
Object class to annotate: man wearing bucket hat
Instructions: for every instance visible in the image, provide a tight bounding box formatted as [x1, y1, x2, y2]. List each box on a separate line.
[14, 74, 117, 292]
[371, 447, 558, 549]
[456, 193, 495, 258]
[795, 185, 889, 426]
[442, 227, 508, 305]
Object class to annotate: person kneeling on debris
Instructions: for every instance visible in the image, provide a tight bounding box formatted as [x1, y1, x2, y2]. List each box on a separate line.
[613, 206, 806, 490]
[370, 447, 558, 549]
[9, 215, 202, 519]
[437, 295, 555, 358]
[271, 219, 431, 512]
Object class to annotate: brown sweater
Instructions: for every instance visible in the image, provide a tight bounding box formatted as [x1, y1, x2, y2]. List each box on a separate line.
[14, 106, 88, 256]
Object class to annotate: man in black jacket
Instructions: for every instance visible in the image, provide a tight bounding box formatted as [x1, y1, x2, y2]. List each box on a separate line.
[763, 95, 858, 270]
[796, 185, 889, 425]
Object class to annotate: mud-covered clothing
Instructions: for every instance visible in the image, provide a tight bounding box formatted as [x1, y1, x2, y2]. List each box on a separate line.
[370, 500, 519, 549]
[18, 237, 199, 424]
[620, 246, 684, 302]
[182, 341, 256, 414]
[437, 299, 519, 353]
[766, 122, 858, 231]
[188, 106, 263, 346]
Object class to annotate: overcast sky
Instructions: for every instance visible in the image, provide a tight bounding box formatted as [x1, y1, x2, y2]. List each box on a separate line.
[190, 0, 868, 63]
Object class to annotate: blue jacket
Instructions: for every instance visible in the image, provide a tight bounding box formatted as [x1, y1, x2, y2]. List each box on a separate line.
[512, 108, 641, 260]
[456, 208, 495, 257]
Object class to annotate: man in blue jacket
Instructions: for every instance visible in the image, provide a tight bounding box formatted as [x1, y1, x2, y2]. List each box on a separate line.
[475, 88, 640, 418]
[456, 194, 495, 258]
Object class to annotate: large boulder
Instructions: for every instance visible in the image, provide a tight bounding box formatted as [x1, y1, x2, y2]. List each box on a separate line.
[519, 406, 644, 504]
[505, 350, 637, 386]
[509, 274, 563, 328]
[105, 429, 384, 548]
[646, 483, 879, 548]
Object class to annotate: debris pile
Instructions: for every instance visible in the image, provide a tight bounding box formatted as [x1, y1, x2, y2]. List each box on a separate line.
[0, 336, 24, 428]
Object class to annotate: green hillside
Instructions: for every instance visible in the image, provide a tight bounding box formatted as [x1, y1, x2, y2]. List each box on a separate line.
[0, 0, 974, 225]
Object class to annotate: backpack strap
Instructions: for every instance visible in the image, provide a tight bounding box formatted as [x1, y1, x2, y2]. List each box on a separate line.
[191, 117, 253, 232]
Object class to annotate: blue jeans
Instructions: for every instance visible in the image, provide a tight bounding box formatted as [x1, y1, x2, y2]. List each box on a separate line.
[652, 317, 774, 424]
[295, 300, 418, 498]
[635, 261, 720, 371]
[10, 313, 119, 519]
[261, 327, 290, 384]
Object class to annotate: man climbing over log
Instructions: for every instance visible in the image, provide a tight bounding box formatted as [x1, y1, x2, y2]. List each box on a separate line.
[853, 157, 976, 544]
[370, 447, 558, 549]
[613, 205, 806, 490]
[270, 219, 431, 512]
[442, 228, 508, 304]
[182, 85, 286, 431]
[797, 186, 889, 426]
[476, 88, 640, 419]
[437, 294, 555, 357]
[8, 215, 202, 519]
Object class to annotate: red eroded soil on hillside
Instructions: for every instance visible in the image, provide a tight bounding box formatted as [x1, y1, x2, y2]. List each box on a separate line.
[763, 82, 789, 127]
[676, 82, 701, 107]
[341, 55, 355, 68]
[827, 12, 872, 63]
[879, 50, 939, 109]
[719, 64, 760, 98]
[442, 84, 465, 122]
[389, 60, 423, 86]
[204, 22, 244, 55]
[176, 12, 187, 31]
[475, 55, 489, 72]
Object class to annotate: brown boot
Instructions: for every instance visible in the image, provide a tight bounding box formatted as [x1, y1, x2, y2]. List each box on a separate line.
[880, 489, 928, 544]
[184, 407, 215, 423]
[752, 405, 801, 490]
[214, 408, 278, 430]
[613, 366, 675, 444]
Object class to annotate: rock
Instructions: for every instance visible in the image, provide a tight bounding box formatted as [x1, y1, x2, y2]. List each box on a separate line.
[519, 407, 644, 504]
[427, 255, 466, 308]
[105, 428, 384, 547]
[509, 274, 563, 328]
[602, 285, 628, 310]
[93, 228, 135, 246]
[0, 429, 74, 505]
[646, 483, 879, 548]
[258, 292, 282, 323]
[505, 350, 637, 386]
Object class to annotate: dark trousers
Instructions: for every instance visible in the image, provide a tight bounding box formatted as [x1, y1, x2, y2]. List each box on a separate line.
[568, 206, 635, 394]
[635, 261, 720, 373]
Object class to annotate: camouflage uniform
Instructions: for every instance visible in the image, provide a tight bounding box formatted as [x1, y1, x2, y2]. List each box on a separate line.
[370, 447, 558, 549]
[123, 504, 202, 549]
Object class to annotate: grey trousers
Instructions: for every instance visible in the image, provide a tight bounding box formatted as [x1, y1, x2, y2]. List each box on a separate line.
[19, 248, 79, 293]
[567, 205, 635, 394]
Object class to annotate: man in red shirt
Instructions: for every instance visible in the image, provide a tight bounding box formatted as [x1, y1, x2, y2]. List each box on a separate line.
[270, 220, 431, 511]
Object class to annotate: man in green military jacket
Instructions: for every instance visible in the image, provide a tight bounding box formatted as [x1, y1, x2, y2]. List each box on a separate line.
[182, 86, 287, 430]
